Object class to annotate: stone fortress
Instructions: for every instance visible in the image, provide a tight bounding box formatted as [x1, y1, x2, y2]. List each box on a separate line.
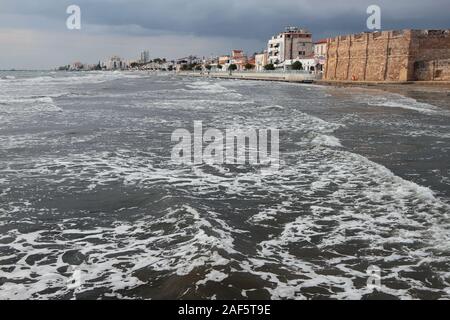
[324, 29, 450, 82]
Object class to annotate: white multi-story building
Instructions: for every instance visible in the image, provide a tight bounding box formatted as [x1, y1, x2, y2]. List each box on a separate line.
[103, 56, 129, 70]
[140, 50, 150, 64]
[267, 27, 313, 66]
[283, 58, 317, 72]
[314, 39, 327, 73]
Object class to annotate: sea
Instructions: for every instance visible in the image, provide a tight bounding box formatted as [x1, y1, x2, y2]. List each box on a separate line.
[0, 70, 449, 299]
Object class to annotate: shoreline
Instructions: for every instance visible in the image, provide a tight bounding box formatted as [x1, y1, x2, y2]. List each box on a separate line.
[179, 71, 450, 96]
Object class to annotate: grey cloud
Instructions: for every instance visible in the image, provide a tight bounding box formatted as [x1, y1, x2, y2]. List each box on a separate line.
[0, 0, 449, 69]
[1, 0, 450, 40]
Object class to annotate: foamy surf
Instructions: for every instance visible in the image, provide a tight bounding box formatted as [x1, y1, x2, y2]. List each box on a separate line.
[0, 73, 449, 300]
[339, 87, 446, 115]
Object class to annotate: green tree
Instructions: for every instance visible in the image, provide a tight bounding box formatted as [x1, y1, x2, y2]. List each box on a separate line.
[181, 64, 191, 71]
[264, 63, 275, 71]
[217, 64, 223, 70]
[244, 63, 254, 70]
[291, 61, 303, 70]
[228, 64, 238, 71]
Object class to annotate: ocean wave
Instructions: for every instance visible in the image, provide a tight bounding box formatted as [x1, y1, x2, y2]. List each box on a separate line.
[0, 75, 449, 299]
[311, 134, 343, 148]
[365, 94, 441, 114]
[186, 81, 240, 96]
[343, 88, 446, 115]
[0, 96, 62, 113]
[0, 204, 240, 299]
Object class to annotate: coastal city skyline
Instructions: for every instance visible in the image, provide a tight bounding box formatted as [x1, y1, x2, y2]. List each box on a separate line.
[1, 0, 450, 69]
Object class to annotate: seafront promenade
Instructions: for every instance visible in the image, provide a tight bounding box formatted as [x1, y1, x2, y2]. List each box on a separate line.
[180, 71, 450, 88]
[182, 71, 320, 83]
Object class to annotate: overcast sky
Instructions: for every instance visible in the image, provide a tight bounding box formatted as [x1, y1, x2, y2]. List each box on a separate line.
[0, 0, 449, 69]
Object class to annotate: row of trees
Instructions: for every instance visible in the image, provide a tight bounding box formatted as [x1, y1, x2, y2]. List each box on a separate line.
[185, 61, 303, 72]
[130, 58, 168, 69]
[263, 61, 303, 70]
[225, 61, 303, 71]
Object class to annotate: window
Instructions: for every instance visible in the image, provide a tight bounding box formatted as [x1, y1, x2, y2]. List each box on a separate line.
[299, 51, 305, 55]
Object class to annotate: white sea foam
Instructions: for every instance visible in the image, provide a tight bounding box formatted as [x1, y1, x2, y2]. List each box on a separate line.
[343, 88, 445, 115]
[0, 96, 62, 113]
[311, 134, 343, 148]
[0, 75, 449, 300]
[187, 81, 229, 92]
[260, 105, 285, 111]
[0, 204, 240, 299]
[366, 94, 441, 114]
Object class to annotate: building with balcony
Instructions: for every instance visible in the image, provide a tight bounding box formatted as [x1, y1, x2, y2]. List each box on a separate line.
[103, 56, 129, 70]
[267, 27, 313, 67]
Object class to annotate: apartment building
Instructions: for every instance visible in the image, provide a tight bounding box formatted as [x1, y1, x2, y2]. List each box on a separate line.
[267, 27, 313, 66]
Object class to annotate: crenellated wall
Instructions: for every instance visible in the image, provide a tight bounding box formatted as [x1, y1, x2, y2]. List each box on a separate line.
[324, 29, 450, 81]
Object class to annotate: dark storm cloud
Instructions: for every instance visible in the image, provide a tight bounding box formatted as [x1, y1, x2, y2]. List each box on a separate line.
[1, 0, 449, 69]
[1, 0, 450, 40]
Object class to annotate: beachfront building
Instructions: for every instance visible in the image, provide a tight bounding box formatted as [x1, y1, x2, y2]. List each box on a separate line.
[175, 56, 202, 71]
[218, 55, 230, 65]
[255, 51, 268, 71]
[267, 27, 314, 67]
[230, 50, 248, 71]
[70, 61, 85, 71]
[142, 61, 167, 71]
[103, 56, 129, 70]
[282, 58, 316, 72]
[218, 55, 231, 71]
[203, 56, 221, 71]
[314, 39, 327, 73]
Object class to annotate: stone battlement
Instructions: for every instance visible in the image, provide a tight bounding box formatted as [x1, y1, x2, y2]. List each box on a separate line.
[324, 29, 450, 81]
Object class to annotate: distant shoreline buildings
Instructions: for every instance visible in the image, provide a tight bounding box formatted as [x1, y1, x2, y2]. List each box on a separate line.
[57, 27, 450, 82]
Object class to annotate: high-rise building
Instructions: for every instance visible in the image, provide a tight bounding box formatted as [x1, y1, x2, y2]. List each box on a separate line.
[140, 50, 150, 64]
